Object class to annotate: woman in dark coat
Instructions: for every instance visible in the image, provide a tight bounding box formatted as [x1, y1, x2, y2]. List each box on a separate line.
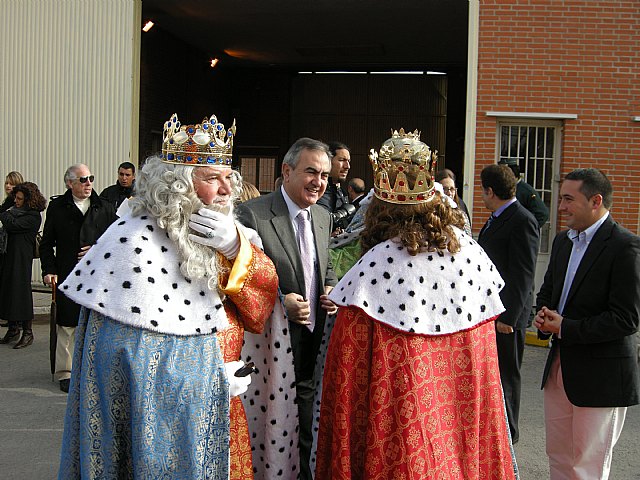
[0, 182, 47, 348]
[1, 171, 24, 213]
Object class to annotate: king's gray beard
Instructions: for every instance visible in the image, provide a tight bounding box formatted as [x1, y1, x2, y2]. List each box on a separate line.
[167, 198, 234, 293]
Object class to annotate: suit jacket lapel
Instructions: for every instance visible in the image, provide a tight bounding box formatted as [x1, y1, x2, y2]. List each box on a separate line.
[563, 218, 613, 308]
[270, 191, 306, 294]
[479, 202, 517, 241]
[310, 205, 329, 287]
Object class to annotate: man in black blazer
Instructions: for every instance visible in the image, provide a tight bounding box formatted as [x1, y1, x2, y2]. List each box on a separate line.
[478, 164, 539, 444]
[236, 137, 338, 479]
[534, 168, 640, 479]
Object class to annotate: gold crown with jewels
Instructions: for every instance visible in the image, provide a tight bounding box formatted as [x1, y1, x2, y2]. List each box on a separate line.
[369, 128, 438, 204]
[162, 113, 236, 167]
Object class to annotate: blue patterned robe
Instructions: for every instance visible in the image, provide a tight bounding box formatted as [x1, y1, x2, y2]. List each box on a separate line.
[58, 308, 230, 479]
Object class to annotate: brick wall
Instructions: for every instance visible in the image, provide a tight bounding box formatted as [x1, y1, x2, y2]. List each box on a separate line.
[475, 0, 640, 233]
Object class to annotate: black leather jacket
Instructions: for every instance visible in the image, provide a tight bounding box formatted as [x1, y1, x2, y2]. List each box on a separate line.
[100, 181, 135, 210]
[317, 179, 354, 230]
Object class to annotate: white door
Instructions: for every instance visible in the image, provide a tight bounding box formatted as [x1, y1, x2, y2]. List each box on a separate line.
[497, 120, 562, 294]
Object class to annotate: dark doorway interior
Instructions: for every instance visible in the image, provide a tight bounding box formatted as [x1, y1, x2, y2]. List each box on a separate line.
[290, 73, 448, 188]
[139, 1, 469, 193]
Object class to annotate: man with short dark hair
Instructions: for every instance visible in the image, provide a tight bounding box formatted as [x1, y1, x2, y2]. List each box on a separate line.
[237, 137, 338, 480]
[534, 168, 640, 479]
[100, 161, 136, 210]
[347, 177, 366, 210]
[499, 157, 549, 228]
[478, 163, 539, 444]
[317, 141, 354, 231]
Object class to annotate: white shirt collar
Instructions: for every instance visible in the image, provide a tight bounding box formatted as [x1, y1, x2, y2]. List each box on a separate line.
[568, 211, 609, 244]
[280, 185, 307, 222]
[72, 195, 91, 215]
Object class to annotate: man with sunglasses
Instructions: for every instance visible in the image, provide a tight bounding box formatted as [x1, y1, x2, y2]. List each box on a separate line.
[40, 163, 117, 393]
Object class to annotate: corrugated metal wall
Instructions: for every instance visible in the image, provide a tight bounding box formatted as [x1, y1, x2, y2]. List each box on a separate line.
[1, 0, 141, 280]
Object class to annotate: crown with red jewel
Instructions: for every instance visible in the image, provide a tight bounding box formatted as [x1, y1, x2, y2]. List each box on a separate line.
[162, 113, 236, 166]
[369, 128, 438, 204]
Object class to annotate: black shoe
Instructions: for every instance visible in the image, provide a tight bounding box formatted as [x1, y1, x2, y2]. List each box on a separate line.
[13, 330, 34, 349]
[59, 379, 70, 393]
[0, 328, 20, 344]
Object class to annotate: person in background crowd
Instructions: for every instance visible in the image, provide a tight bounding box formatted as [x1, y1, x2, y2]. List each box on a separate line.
[239, 180, 260, 203]
[478, 164, 539, 444]
[346, 177, 366, 210]
[0, 171, 26, 328]
[435, 169, 471, 235]
[100, 161, 136, 210]
[39, 164, 117, 393]
[2, 171, 25, 213]
[498, 158, 549, 229]
[535, 168, 639, 479]
[434, 168, 470, 218]
[0, 182, 47, 348]
[317, 141, 354, 233]
[315, 129, 517, 479]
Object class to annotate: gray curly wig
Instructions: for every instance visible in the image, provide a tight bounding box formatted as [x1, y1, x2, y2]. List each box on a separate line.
[129, 156, 242, 292]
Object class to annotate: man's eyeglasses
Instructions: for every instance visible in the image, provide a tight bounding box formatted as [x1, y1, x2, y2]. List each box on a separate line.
[442, 187, 457, 194]
[77, 175, 95, 184]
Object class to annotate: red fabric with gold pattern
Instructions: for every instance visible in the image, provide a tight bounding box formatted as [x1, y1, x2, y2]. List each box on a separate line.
[220, 244, 278, 334]
[218, 245, 279, 480]
[316, 307, 516, 480]
[218, 311, 254, 480]
[228, 396, 253, 480]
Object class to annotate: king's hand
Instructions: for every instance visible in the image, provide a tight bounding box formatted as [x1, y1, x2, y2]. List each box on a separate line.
[189, 208, 240, 258]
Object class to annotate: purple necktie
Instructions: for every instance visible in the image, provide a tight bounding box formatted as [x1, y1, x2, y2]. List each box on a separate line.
[296, 210, 317, 331]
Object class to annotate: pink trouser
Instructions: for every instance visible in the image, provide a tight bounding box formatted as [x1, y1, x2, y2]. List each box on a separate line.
[544, 355, 626, 480]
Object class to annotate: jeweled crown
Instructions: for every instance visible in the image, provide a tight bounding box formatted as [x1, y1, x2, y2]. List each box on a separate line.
[369, 128, 438, 204]
[162, 113, 236, 167]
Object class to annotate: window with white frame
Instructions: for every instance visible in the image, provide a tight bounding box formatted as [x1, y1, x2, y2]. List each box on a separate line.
[239, 156, 277, 192]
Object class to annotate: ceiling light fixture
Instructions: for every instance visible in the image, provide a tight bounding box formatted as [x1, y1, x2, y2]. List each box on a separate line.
[142, 21, 154, 32]
[315, 71, 367, 75]
[370, 71, 424, 75]
[210, 58, 220, 68]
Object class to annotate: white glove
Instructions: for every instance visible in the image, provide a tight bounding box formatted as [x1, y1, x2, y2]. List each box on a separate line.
[189, 208, 240, 258]
[224, 360, 252, 397]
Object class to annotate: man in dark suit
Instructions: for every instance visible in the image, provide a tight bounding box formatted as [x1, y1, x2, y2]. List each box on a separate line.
[534, 168, 640, 479]
[478, 164, 539, 444]
[236, 137, 338, 479]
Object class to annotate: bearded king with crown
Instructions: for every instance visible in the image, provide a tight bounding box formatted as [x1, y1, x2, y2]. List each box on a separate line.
[314, 129, 519, 479]
[57, 113, 294, 479]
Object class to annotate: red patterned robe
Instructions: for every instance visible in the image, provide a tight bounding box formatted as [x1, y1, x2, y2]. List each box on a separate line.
[316, 309, 516, 479]
[217, 239, 279, 480]
[315, 233, 517, 480]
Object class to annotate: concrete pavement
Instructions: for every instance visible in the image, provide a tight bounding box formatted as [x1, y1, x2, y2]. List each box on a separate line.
[0, 291, 638, 479]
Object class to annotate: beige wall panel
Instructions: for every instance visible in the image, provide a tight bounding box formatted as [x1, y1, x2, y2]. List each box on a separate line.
[1, 0, 141, 281]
